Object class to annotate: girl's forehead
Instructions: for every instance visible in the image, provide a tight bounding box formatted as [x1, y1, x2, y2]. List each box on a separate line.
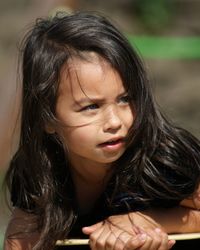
[60, 52, 108, 80]
[58, 55, 125, 98]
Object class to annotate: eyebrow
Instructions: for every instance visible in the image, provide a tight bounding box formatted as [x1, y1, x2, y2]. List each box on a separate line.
[73, 91, 128, 106]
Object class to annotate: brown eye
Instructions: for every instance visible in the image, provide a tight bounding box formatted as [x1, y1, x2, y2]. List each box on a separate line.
[119, 95, 131, 104]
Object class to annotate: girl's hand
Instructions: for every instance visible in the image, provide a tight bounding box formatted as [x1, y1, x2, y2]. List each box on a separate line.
[82, 213, 175, 250]
[83, 220, 147, 250]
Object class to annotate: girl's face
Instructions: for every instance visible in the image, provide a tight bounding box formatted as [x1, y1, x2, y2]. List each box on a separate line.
[55, 54, 135, 168]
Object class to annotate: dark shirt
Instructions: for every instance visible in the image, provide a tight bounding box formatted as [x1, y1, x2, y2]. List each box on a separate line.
[11, 179, 181, 236]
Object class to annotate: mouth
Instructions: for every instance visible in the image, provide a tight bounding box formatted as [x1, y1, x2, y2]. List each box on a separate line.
[98, 137, 125, 149]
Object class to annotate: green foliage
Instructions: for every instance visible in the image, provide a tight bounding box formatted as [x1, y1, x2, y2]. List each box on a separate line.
[133, 0, 173, 31]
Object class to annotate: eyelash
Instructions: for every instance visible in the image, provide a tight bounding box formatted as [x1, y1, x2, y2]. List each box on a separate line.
[80, 104, 99, 111]
[80, 95, 131, 112]
[119, 95, 131, 103]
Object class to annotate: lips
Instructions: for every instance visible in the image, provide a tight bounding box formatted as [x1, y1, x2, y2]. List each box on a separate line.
[98, 137, 125, 147]
[100, 139, 123, 146]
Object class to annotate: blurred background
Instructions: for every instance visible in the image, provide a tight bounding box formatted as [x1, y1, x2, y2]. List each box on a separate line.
[0, 0, 200, 248]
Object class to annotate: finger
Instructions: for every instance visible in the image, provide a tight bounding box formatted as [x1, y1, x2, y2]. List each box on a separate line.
[124, 234, 147, 250]
[139, 228, 168, 250]
[156, 228, 173, 250]
[89, 225, 105, 250]
[90, 223, 111, 250]
[155, 229, 176, 250]
[82, 221, 104, 235]
[114, 231, 131, 250]
[117, 230, 132, 245]
[168, 240, 176, 249]
[151, 228, 168, 250]
[137, 232, 153, 250]
[114, 231, 147, 250]
[105, 232, 117, 250]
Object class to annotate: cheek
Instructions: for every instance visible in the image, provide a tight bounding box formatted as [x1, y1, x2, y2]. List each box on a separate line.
[124, 108, 135, 129]
[60, 126, 95, 147]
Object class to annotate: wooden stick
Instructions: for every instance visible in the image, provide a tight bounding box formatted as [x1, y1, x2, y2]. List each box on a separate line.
[56, 239, 89, 246]
[169, 233, 200, 241]
[56, 233, 200, 245]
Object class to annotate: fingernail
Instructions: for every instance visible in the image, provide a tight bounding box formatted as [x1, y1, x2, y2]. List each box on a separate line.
[139, 233, 147, 241]
[155, 228, 161, 234]
[169, 239, 176, 249]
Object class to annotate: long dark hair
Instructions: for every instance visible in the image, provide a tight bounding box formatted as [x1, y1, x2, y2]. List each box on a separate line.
[5, 11, 200, 249]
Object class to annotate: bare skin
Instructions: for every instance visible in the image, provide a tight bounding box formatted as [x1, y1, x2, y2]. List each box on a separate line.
[4, 208, 39, 250]
[180, 182, 200, 210]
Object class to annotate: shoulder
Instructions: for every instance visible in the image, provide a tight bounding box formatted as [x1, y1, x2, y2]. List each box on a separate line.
[4, 207, 40, 250]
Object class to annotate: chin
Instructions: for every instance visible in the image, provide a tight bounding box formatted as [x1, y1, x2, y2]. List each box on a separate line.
[98, 152, 124, 164]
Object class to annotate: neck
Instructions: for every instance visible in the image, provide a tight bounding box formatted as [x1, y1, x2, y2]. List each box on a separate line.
[68, 157, 113, 214]
[69, 154, 113, 183]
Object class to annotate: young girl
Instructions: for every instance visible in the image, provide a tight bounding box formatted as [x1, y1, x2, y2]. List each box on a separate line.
[4, 11, 200, 250]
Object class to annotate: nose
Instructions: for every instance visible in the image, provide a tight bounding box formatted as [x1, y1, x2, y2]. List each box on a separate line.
[103, 106, 122, 132]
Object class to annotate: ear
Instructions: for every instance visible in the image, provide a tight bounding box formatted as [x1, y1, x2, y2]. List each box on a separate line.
[44, 123, 56, 134]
